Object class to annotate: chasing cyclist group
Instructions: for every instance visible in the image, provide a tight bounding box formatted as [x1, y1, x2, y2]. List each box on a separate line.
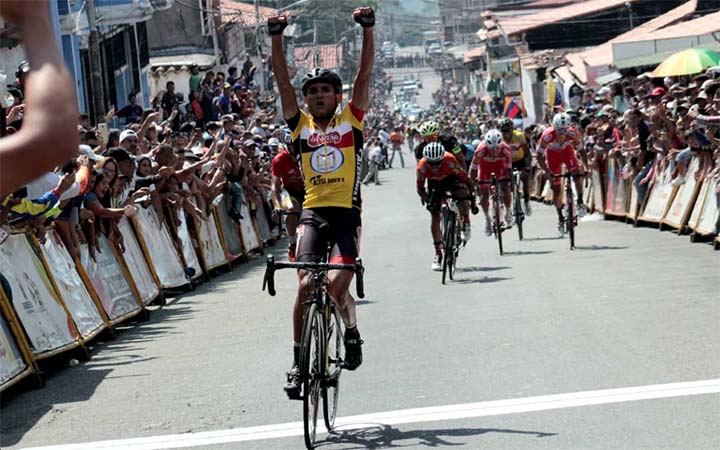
[413, 113, 587, 270]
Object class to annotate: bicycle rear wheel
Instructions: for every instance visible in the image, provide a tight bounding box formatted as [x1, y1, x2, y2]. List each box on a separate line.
[301, 303, 323, 449]
[566, 188, 575, 250]
[494, 199, 504, 255]
[514, 187, 524, 241]
[322, 306, 343, 431]
[442, 211, 455, 284]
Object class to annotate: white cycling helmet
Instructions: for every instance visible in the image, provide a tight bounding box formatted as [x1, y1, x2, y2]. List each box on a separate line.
[552, 112, 571, 130]
[423, 142, 445, 162]
[484, 129, 503, 149]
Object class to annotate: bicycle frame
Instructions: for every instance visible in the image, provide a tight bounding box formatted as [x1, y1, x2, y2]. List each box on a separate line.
[512, 170, 525, 241]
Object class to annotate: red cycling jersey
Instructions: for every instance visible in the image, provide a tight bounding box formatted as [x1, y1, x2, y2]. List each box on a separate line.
[416, 152, 468, 190]
[470, 142, 512, 183]
[538, 127, 581, 177]
[271, 149, 304, 193]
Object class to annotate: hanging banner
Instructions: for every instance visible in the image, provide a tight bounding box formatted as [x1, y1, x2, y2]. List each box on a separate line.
[640, 164, 676, 223]
[692, 177, 719, 235]
[591, 169, 604, 213]
[215, 196, 244, 257]
[663, 158, 701, 230]
[239, 200, 261, 253]
[628, 184, 639, 221]
[175, 210, 203, 280]
[197, 212, 227, 271]
[133, 206, 187, 289]
[118, 218, 160, 305]
[80, 236, 141, 322]
[40, 230, 105, 338]
[0, 234, 76, 354]
[0, 311, 27, 386]
[605, 158, 627, 217]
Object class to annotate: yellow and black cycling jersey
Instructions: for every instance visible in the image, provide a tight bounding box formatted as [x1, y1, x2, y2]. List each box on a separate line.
[286, 102, 365, 210]
[506, 129, 527, 163]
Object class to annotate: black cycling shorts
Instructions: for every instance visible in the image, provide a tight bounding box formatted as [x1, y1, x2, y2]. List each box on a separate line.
[296, 207, 361, 265]
[427, 176, 464, 212]
[286, 188, 305, 207]
[512, 159, 528, 172]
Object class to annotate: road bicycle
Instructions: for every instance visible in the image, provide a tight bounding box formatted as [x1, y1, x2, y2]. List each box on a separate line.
[263, 255, 365, 449]
[480, 173, 508, 255]
[554, 168, 579, 250]
[439, 194, 464, 284]
[511, 170, 526, 241]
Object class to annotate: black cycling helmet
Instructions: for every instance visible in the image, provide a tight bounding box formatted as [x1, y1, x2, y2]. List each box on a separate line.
[499, 118, 514, 131]
[301, 68, 342, 96]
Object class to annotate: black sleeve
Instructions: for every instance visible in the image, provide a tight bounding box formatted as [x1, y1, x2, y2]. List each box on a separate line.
[285, 110, 302, 134]
[414, 142, 426, 161]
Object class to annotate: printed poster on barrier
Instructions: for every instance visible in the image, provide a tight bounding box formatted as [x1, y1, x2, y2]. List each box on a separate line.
[197, 213, 227, 270]
[80, 237, 140, 321]
[215, 197, 244, 256]
[0, 312, 26, 385]
[694, 178, 719, 235]
[592, 169, 604, 213]
[664, 158, 701, 229]
[41, 230, 105, 338]
[688, 178, 710, 229]
[628, 184, 639, 220]
[0, 235, 76, 353]
[255, 205, 273, 242]
[176, 210, 202, 280]
[135, 206, 187, 289]
[239, 200, 260, 252]
[118, 218, 159, 305]
[641, 165, 675, 222]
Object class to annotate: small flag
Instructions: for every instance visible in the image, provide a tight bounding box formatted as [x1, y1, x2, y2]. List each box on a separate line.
[503, 97, 522, 119]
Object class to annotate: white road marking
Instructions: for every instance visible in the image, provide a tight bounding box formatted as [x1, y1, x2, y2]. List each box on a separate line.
[24, 378, 720, 450]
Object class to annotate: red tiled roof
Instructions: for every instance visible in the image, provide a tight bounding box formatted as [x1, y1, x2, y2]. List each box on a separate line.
[293, 44, 344, 70]
[498, 0, 642, 36]
[630, 8, 720, 42]
[463, 45, 487, 63]
[221, 0, 279, 27]
[567, 0, 699, 72]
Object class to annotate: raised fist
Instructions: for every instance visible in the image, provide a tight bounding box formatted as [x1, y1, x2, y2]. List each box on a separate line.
[353, 7, 375, 28]
[268, 15, 288, 36]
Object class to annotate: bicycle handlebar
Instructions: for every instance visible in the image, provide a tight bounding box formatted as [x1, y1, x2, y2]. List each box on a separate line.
[262, 255, 365, 298]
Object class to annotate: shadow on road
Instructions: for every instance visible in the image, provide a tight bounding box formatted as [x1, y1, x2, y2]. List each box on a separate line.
[319, 423, 556, 449]
[573, 245, 628, 251]
[455, 266, 510, 273]
[453, 276, 512, 284]
[503, 250, 554, 256]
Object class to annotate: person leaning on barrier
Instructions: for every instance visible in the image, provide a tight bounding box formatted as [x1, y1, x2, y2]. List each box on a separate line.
[0, 1, 80, 197]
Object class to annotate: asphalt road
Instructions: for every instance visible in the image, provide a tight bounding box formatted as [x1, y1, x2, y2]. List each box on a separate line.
[3, 161, 719, 450]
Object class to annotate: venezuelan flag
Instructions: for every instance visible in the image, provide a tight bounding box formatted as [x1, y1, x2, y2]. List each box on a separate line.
[503, 97, 522, 119]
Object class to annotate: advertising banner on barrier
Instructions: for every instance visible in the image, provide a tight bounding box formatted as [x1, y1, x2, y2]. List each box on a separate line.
[583, 177, 593, 211]
[605, 158, 627, 217]
[693, 177, 720, 235]
[664, 158, 701, 230]
[41, 231, 105, 338]
[118, 218, 160, 305]
[197, 213, 227, 271]
[80, 236, 141, 321]
[640, 165, 676, 223]
[0, 234, 77, 354]
[239, 200, 260, 253]
[134, 206, 187, 289]
[176, 210, 202, 280]
[255, 205, 274, 242]
[215, 197, 244, 257]
[591, 169, 604, 213]
[0, 311, 27, 386]
[628, 184, 639, 221]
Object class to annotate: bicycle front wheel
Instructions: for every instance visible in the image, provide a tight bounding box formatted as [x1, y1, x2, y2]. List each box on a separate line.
[301, 303, 324, 449]
[494, 199, 504, 255]
[442, 211, 455, 284]
[514, 187, 524, 241]
[322, 306, 343, 431]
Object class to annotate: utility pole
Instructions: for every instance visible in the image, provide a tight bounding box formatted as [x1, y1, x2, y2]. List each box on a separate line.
[254, 0, 266, 92]
[313, 20, 320, 67]
[209, 0, 221, 68]
[86, 0, 106, 125]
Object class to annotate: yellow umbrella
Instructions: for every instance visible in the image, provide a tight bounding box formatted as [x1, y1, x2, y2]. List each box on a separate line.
[652, 48, 720, 77]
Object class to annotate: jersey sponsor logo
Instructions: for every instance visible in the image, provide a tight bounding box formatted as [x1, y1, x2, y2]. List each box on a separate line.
[308, 131, 342, 147]
[309, 146, 345, 174]
[309, 175, 346, 186]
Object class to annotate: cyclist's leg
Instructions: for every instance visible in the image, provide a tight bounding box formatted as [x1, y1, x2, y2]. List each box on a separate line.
[565, 147, 584, 202]
[325, 208, 363, 370]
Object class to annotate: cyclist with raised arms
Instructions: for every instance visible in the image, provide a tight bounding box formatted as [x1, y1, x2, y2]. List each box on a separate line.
[499, 118, 532, 215]
[268, 6, 374, 399]
[414, 120, 466, 168]
[536, 112, 587, 237]
[470, 129, 513, 236]
[416, 142, 474, 271]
